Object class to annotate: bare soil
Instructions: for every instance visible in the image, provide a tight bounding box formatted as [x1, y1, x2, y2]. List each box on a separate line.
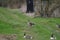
[0, 34, 17, 40]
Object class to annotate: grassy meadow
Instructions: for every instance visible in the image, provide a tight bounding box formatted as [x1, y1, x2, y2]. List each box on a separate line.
[0, 7, 60, 40]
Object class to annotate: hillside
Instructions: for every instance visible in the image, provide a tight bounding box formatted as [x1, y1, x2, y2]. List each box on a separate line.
[0, 7, 60, 40]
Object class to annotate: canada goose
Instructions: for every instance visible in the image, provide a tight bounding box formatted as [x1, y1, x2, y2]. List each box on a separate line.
[27, 20, 35, 27]
[50, 34, 56, 40]
[24, 33, 32, 39]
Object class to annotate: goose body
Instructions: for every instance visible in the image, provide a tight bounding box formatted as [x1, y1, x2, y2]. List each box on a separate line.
[24, 35, 32, 39]
[50, 37, 56, 40]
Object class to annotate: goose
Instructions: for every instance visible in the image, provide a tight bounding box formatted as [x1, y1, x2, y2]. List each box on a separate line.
[27, 20, 35, 27]
[50, 34, 56, 40]
[23, 33, 32, 39]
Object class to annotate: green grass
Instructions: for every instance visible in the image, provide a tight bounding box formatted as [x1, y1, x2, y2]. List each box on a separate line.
[0, 7, 60, 40]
